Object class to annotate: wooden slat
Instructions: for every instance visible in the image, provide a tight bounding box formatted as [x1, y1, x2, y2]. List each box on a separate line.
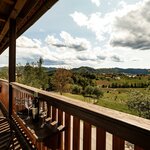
[96, 127, 106, 150]
[113, 135, 125, 150]
[36, 142, 42, 150]
[83, 122, 91, 150]
[73, 116, 80, 150]
[8, 18, 16, 117]
[12, 114, 36, 145]
[47, 104, 51, 118]
[134, 145, 144, 150]
[58, 109, 63, 150]
[12, 87, 16, 112]
[65, 113, 71, 150]
[52, 106, 56, 121]
[58, 109, 63, 125]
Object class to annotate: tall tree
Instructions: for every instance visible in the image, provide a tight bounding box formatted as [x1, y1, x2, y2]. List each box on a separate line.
[21, 58, 48, 90]
[0, 67, 8, 79]
[53, 68, 72, 95]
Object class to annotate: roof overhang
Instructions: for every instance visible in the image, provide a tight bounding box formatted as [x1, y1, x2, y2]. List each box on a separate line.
[0, 0, 58, 54]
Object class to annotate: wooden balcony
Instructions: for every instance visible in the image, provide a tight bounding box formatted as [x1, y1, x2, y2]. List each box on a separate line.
[0, 79, 150, 150]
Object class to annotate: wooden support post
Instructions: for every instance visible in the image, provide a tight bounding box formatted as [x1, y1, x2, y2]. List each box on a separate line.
[9, 19, 16, 118]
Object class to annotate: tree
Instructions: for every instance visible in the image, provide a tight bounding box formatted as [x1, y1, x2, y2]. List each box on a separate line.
[21, 58, 48, 90]
[72, 85, 82, 94]
[84, 85, 94, 97]
[127, 90, 150, 119]
[37, 57, 43, 69]
[78, 76, 89, 89]
[93, 87, 103, 99]
[0, 67, 8, 79]
[53, 68, 72, 95]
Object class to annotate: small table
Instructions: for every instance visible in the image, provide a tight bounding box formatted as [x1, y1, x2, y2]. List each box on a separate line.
[13, 111, 65, 150]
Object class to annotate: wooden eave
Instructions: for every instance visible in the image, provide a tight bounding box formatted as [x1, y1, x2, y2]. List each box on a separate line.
[0, 0, 58, 54]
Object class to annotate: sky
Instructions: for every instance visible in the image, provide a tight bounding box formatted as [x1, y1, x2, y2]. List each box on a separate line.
[1, 0, 150, 69]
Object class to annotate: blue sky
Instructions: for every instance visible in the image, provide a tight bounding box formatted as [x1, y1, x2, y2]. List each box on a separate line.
[1, 0, 150, 69]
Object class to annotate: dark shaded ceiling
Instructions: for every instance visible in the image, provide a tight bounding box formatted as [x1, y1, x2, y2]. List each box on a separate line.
[0, 0, 58, 54]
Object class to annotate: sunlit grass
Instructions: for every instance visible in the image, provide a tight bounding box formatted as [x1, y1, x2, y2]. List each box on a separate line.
[62, 92, 138, 116]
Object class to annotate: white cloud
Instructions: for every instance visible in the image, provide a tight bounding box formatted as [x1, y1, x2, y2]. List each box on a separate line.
[71, 0, 148, 45]
[45, 31, 91, 51]
[110, 0, 150, 50]
[71, 11, 114, 41]
[17, 36, 42, 48]
[0, 49, 8, 67]
[45, 35, 62, 45]
[15, 35, 91, 68]
[118, 1, 127, 8]
[16, 36, 59, 66]
[70, 12, 88, 27]
[91, 0, 101, 7]
[110, 55, 124, 62]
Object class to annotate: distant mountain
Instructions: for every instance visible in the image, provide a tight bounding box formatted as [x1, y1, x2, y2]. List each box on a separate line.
[72, 67, 150, 75]
[0, 66, 149, 75]
[72, 66, 97, 73]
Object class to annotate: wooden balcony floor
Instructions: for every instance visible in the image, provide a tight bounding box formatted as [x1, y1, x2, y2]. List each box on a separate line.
[0, 109, 3, 117]
[0, 116, 22, 150]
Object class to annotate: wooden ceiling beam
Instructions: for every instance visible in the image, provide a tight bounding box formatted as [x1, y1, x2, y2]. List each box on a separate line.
[0, 0, 58, 54]
[0, 0, 27, 42]
[17, 0, 58, 37]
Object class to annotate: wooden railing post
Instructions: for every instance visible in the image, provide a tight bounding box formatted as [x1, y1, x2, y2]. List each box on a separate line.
[96, 127, 106, 150]
[113, 135, 125, 150]
[73, 116, 80, 150]
[9, 19, 16, 118]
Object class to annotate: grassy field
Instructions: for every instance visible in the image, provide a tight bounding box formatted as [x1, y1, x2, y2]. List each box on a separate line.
[62, 88, 139, 116]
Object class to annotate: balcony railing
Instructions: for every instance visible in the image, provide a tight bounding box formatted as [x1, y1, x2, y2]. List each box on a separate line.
[0, 79, 150, 150]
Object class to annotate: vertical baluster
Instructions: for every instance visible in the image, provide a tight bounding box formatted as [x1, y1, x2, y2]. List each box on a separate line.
[36, 142, 42, 150]
[96, 127, 106, 150]
[20, 92, 23, 110]
[58, 109, 63, 150]
[83, 122, 91, 150]
[52, 106, 56, 121]
[65, 113, 71, 150]
[113, 135, 125, 150]
[23, 92, 26, 109]
[19, 91, 22, 110]
[17, 90, 21, 111]
[73, 116, 80, 150]
[13, 88, 16, 112]
[47, 103, 51, 118]
[41, 142, 45, 150]
[134, 145, 144, 150]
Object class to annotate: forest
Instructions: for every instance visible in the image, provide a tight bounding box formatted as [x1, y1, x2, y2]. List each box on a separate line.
[0, 58, 150, 119]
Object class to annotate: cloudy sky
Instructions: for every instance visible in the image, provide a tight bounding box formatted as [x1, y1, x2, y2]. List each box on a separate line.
[1, 0, 150, 69]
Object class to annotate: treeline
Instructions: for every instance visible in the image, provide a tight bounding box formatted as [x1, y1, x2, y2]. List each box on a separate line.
[48, 68, 103, 101]
[104, 82, 150, 88]
[16, 59, 103, 100]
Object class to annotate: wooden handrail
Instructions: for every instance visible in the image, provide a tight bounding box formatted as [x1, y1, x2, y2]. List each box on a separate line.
[0, 80, 150, 149]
